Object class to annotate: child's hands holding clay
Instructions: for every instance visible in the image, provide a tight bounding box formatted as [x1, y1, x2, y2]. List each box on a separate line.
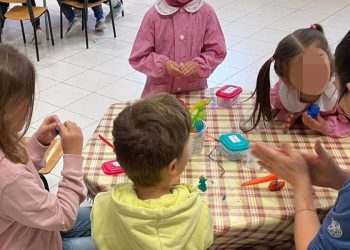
[35, 115, 61, 146]
[283, 112, 302, 132]
[302, 112, 326, 134]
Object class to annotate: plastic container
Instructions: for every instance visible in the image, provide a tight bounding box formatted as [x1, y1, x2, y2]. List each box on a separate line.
[189, 121, 207, 156]
[102, 160, 124, 175]
[219, 133, 250, 161]
[216, 85, 242, 108]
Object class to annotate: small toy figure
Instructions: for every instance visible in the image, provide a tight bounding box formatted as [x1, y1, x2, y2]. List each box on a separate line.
[268, 179, 285, 191]
[198, 175, 208, 192]
[307, 103, 321, 119]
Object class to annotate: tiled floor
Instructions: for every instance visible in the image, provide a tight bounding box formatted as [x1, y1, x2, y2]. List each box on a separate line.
[2, 0, 350, 192]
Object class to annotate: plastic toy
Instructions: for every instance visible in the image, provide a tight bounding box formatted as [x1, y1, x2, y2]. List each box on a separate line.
[268, 179, 285, 191]
[307, 103, 320, 119]
[102, 160, 124, 175]
[198, 175, 208, 192]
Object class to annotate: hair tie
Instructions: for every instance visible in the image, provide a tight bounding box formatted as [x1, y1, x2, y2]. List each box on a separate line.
[310, 24, 317, 29]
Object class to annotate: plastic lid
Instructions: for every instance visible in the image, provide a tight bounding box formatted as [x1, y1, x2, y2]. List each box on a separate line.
[219, 133, 250, 152]
[216, 85, 242, 99]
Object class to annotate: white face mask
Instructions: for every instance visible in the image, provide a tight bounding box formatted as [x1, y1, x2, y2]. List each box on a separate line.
[279, 80, 338, 113]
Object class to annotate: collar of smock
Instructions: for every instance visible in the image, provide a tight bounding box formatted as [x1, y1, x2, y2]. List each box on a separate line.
[155, 0, 203, 16]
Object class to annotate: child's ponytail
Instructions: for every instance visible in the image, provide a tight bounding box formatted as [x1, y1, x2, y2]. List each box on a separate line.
[310, 23, 324, 34]
[240, 57, 276, 132]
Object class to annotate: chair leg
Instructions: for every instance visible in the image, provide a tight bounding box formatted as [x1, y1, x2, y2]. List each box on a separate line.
[121, 0, 124, 16]
[0, 22, 2, 43]
[60, 9, 63, 39]
[84, 8, 88, 49]
[0, 16, 3, 43]
[46, 11, 54, 46]
[20, 20, 26, 43]
[108, 0, 116, 38]
[32, 24, 39, 61]
[82, 8, 85, 31]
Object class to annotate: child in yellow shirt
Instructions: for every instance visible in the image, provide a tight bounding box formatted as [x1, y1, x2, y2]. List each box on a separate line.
[91, 93, 213, 250]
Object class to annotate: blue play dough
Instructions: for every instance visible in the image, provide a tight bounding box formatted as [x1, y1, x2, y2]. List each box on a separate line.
[307, 104, 320, 119]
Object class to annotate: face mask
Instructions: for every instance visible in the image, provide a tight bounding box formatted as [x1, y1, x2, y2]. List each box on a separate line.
[164, 0, 192, 7]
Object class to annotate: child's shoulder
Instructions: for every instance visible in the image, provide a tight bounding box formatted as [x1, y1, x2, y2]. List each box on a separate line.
[0, 157, 33, 189]
[94, 183, 132, 202]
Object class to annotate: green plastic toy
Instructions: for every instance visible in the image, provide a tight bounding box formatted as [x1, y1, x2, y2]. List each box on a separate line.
[198, 175, 208, 192]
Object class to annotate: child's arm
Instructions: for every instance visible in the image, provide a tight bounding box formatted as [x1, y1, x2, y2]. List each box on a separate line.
[302, 113, 350, 138]
[189, 9, 226, 79]
[129, 9, 169, 78]
[270, 82, 302, 129]
[2, 155, 85, 231]
[26, 115, 61, 171]
[26, 136, 49, 171]
[2, 122, 85, 231]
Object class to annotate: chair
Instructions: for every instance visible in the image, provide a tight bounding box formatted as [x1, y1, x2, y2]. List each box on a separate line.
[39, 138, 63, 175]
[60, 0, 117, 49]
[0, 0, 54, 61]
[22, 137, 63, 174]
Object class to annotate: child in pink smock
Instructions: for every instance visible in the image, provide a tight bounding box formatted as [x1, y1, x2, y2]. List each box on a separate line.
[240, 24, 348, 138]
[129, 0, 227, 97]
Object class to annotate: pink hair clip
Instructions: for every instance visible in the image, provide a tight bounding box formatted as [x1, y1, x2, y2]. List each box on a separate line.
[310, 24, 317, 29]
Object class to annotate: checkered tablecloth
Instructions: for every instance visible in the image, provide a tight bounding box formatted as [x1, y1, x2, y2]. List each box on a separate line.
[83, 88, 350, 249]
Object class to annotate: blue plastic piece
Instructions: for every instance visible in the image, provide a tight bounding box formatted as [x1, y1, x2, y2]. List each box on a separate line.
[307, 104, 320, 119]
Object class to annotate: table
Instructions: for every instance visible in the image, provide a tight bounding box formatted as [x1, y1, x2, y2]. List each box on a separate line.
[83, 88, 350, 249]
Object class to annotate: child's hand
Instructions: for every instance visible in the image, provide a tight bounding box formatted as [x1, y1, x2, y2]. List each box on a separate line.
[165, 60, 183, 77]
[59, 121, 83, 156]
[302, 112, 326, 134]
[251, 143, 310, 188]
[182, 61, 199, 77]
[283, 112, 302, 132]
[300, 140, 347, 190]
[35, 115, 60, 146]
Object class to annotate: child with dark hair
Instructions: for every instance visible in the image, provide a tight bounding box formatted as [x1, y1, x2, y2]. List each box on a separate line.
[91, 93, 213, 250]
[301, 29, 350, 138]
[251, 30, 350, 250]
[241, 24, 338, 135]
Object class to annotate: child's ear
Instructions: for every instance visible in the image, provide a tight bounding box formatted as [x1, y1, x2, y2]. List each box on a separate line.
[167, 158, 179, 176]
[346, 83, 350, 92]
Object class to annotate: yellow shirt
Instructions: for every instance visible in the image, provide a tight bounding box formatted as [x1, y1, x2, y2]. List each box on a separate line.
[92, 183, 213, 250]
